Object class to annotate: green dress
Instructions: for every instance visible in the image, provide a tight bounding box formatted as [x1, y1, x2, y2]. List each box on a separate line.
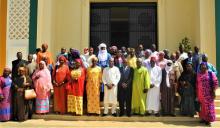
[132, 66, 150, 115]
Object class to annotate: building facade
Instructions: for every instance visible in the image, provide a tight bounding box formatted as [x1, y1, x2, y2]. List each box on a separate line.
[0, 0, 219, 79]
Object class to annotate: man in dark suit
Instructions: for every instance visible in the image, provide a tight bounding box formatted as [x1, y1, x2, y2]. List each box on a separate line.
[118, 58, 134, 117]
[12, 52, 28, 79]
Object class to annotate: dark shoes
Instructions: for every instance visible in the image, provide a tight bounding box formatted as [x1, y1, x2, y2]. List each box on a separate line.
[102, 114, 107, 117]
[155, 113, 160, 117]
[112, 113, 117, 117]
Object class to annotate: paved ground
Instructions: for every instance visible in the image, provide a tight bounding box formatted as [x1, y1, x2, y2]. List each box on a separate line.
[1, 120, 220, 128]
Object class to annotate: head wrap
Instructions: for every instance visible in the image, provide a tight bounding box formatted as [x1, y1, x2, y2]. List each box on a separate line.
[159, 51, 165, 56]
[71, 49, 80, 59]
[145, 49, 152, 55]
[98, 43, 108, 61]
[39, 61, 47, 69]
[58, 55, 67, 63]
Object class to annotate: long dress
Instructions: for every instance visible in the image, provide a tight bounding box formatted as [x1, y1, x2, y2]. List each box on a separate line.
[102, 66, 121, 114]
[86, 66, 102, 114]
[146, 65, 162, 113]
[178, 71, 196, 116]
[0, 76, 12, 121]
[132, 66, 150, 115]
[12, 75, 32, 121]
[197, 71, 218, 122]
[53, 64, 69, 114]
[67, 68, 85, 115]
[160, 69, 176, 115]
[32, 68, 53, 114]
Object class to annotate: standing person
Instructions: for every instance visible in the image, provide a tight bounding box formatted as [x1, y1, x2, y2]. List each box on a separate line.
[33, 48, 41, 62]
[37, 43, 53, 65]
[12, 52, 27, 79]
[197, 62, 218, 126]
[146, 56, 162, 116]
[163, 49, 170, 60]
[97, 43, 111, 69]
[160, 60, 176, 116]
[127, 48, 137, 68]
[26, 54, 37, 77]
[118, 59, 134, 117]
[42, 57, 54, 77]
[178, 61, 196, 117]
[157, 51, 167, 69]
[121, 46, 128, 58]
[114, 50, 124, 68]
[87, 47, 96, 67]
[66, 59, 86, 116]
[179, 44, 188, 61]
[32, 61, 53, 114]
[12, 67, 32, 121]
[56, 47, 68, 60]
[150, 44, 158, 57]
[199, 54, 218, 75]
[192, 46, 201, 72]
[86, 57, 102, 115]
[142, 49, 152, 68]
[52, 56, 69, 114]
[136, 44, 145, 58]
[0, 68, 12, 122]
[132, 58, 150, 115]
[102, 58, 121, 116]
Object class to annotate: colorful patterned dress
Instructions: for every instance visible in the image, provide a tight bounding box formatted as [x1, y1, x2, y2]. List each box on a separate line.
[197, 71, 218, 122]
[0, 76, 12, 121]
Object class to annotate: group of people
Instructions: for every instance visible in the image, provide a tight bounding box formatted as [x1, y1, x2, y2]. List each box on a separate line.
[0, 43, 218, 126]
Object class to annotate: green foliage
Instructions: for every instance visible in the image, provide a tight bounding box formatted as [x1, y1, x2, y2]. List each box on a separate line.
[179, 37, 192, 52]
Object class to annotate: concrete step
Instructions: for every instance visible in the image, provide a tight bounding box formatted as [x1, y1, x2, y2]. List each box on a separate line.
[33, 114, 200, 122]
[215, 100, 220, 107]
[216, 107, 220, 114]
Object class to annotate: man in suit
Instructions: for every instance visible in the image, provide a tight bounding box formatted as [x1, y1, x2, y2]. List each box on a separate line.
[118, 58, 134, 117]
[12, 52, 28, 79]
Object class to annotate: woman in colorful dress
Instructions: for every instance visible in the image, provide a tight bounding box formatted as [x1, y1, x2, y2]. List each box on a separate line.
[52, 56, 69, 114]
[32, 61, 53, 114]
[86, 57, 102, 115]
[0, 68, 12, 122]
[67, 59, 86, 115]
[197, 62, 218, 126]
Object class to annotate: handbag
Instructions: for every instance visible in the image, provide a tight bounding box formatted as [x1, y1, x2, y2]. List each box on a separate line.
[25, 89, 37, 100]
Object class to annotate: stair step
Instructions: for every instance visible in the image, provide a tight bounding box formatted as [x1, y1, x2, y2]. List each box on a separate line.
[216, 107, 220, 114]
[32, 114, 200, 122]
[215, 100, 220, 107]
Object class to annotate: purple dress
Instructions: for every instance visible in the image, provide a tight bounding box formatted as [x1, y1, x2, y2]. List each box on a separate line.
[0, 76, 12, 121]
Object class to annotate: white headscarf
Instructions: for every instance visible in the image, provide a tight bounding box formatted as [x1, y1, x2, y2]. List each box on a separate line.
[98, 43, 108, 61]
[165, 60, 173, 87]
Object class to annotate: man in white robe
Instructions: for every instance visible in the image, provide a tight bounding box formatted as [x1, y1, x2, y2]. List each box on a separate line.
[146, 56, 162, 116]
[102, 58, 121, 116]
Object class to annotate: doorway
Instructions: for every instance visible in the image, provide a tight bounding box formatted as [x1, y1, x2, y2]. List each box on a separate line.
[90, 3, 157, 51]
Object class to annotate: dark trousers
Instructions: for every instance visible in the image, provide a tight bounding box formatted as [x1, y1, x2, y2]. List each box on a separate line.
[118, 88, 132, 116]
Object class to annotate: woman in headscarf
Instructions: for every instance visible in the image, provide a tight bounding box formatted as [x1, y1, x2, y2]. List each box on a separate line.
[12, 66, 32, 121]
[0, 68, 12, 121]
[32, 61, 53, 114]
[86, 56, 102, 115]
[52, 56, 69, 114]
[66, 59, 86, 115]
[160, 60, 177, 116]
[197, 62, 218, 126]
[178, 61, 196, 117]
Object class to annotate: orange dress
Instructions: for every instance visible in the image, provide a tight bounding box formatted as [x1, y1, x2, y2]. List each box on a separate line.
[53, 64, 69, 114]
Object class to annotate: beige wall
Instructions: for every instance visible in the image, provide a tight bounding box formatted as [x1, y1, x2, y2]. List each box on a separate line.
[37, 0, 216, 65]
